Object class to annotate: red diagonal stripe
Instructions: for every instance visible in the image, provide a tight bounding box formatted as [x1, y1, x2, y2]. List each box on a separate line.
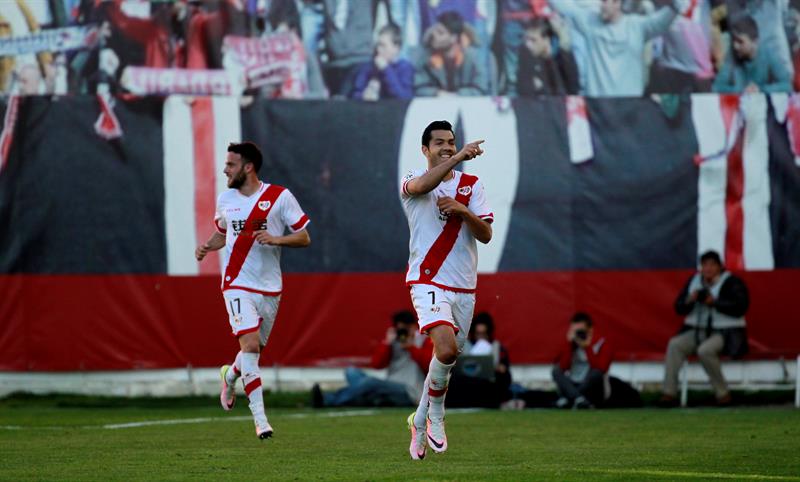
[418, 174, 478, 283]
[222, 185, 284, 290]
[725, 124, 745, 270]
[245, 377, 262, 396]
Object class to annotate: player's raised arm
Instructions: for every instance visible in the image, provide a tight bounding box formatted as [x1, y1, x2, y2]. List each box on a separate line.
[405, 140, 485, 196]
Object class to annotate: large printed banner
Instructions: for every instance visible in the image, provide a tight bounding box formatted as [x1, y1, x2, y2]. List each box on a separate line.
[0, 95, 799, 370]
[0, 25, 99, 56]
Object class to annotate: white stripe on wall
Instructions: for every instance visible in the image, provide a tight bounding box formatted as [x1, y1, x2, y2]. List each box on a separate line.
[740, 94, 774, 270]
[692, 94, 728, 262]
[163, 96, 199, 275]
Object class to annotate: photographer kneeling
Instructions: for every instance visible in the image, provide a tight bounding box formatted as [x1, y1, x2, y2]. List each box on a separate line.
[312, 311, 433, 408]
[552, 312, 613, 409]
[659, 250, 749, 407]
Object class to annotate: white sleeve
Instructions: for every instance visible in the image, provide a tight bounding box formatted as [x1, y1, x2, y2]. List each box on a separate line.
[214, 194, 227, 234]
[400, 169, 420, 197]
[280, 190, 310, 233]
[468, 179, 493, 224]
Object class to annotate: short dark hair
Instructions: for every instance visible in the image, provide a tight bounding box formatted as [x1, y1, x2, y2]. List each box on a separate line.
[570, 312, 593, 327]
[699, 250, 723, 266]
[436, 10, 464, 36]
[525, 17, 554, 39]
[421, 120, 453, 146]
[266, 0, 300, 32]
[379, 23, 402, 47]
[472, 312, 495, 338]
[392, 310, 416, 326]
[228, 142, 263, 173]
[731, 15, 759, 41]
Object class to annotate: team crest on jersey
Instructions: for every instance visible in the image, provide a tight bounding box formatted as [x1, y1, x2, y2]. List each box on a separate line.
[258, 200, 271, 211]
[457, 186, 472, 196]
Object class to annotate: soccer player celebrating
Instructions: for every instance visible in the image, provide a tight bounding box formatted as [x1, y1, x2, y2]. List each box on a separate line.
[195, 142, 311, 440]
[400, 121, 492, 459]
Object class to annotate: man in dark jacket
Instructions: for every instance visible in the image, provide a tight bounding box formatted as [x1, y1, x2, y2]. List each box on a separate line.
[517, 18, 579, 96]
[660, 250, 749, 406]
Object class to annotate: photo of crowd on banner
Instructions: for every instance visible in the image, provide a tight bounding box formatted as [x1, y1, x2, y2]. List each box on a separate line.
[1, 0, 800, 99]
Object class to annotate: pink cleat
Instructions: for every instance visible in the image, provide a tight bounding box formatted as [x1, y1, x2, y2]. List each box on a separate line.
[219, 365, 236, 411]
[255, 419, 273, 440]
[407, 412, 426, 460]
[426, 416, 447, 454]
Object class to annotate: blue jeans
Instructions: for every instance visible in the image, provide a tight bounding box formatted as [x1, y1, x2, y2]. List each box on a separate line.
[324, 367, 414, 407]
[300, 1, 325, 60]
[501, 19, 524, 95]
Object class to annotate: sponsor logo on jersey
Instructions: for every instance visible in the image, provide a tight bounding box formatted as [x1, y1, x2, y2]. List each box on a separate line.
[457, 186, 472, 196]
[258, 200, 271, 211]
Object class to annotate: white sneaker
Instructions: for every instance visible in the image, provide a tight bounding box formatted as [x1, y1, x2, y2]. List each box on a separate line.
[255, 418, 273, 440]
[219, 365, 236, 411]
[426, 416, 447, 454]
[407, 412, 427, 460]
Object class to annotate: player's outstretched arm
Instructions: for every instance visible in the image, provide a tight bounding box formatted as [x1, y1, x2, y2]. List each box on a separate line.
[405, 140, 485, 196]
[195, 232, 226, 261]
[254, 228, 311, 248]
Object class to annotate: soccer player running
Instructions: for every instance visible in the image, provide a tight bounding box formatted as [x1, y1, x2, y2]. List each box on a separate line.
[195, 142, 311, 440]
[401, 121, 492, 460]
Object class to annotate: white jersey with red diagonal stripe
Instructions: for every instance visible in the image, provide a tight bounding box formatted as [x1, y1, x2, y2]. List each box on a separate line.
[214, 182, 309, 295]
[400, 169, 493, 292]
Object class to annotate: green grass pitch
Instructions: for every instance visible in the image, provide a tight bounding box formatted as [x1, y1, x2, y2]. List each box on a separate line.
[1, 396, 799, 481]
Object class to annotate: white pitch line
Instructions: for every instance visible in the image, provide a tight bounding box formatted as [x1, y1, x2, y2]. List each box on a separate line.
[581, 468, 800, 481]
[0, 407, 487, 432]
[102, 416, 253, 430]
[0, 409, 381, 431]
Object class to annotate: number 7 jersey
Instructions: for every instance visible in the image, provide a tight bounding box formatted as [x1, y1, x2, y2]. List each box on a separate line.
[400, 169, 493, 293]
[214, 182, 310, 295]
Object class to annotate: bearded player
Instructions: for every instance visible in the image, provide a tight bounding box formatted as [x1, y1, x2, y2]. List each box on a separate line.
[195, 141, 311, 440]
[400, 121, 492, 459]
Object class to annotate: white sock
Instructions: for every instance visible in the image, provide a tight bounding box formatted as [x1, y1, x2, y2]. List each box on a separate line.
[225, 351, 242, 385]
[426, 356, 454, 422]
[413, 376, 430, 428]
[241, 352, 268, 424]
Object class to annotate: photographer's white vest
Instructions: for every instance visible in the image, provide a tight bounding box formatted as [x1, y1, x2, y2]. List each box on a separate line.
[684, 271, 747, 329]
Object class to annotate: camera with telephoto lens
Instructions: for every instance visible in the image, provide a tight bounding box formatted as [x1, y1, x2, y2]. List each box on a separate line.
[395, 327, 409, 342]
[574, 329, 588, 341]
[696, 288, 710, 302]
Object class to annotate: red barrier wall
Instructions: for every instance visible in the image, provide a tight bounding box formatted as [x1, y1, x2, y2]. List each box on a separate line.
[1, 270, 798, 371]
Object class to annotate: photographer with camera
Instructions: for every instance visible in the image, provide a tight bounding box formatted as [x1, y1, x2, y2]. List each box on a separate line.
[312, 311, 433, 408]
[659, 250, 749, 407]
[552, 312, 613, 409]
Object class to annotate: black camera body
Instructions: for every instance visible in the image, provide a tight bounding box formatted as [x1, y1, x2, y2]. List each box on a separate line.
[395, 327, 409, 342]
[574, 329, 588, 341]
[696, 287, 710, 302]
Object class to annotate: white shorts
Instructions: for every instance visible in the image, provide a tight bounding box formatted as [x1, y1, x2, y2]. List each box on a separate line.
[409, 284, 475, 350]
[222, 289, 281, 346]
